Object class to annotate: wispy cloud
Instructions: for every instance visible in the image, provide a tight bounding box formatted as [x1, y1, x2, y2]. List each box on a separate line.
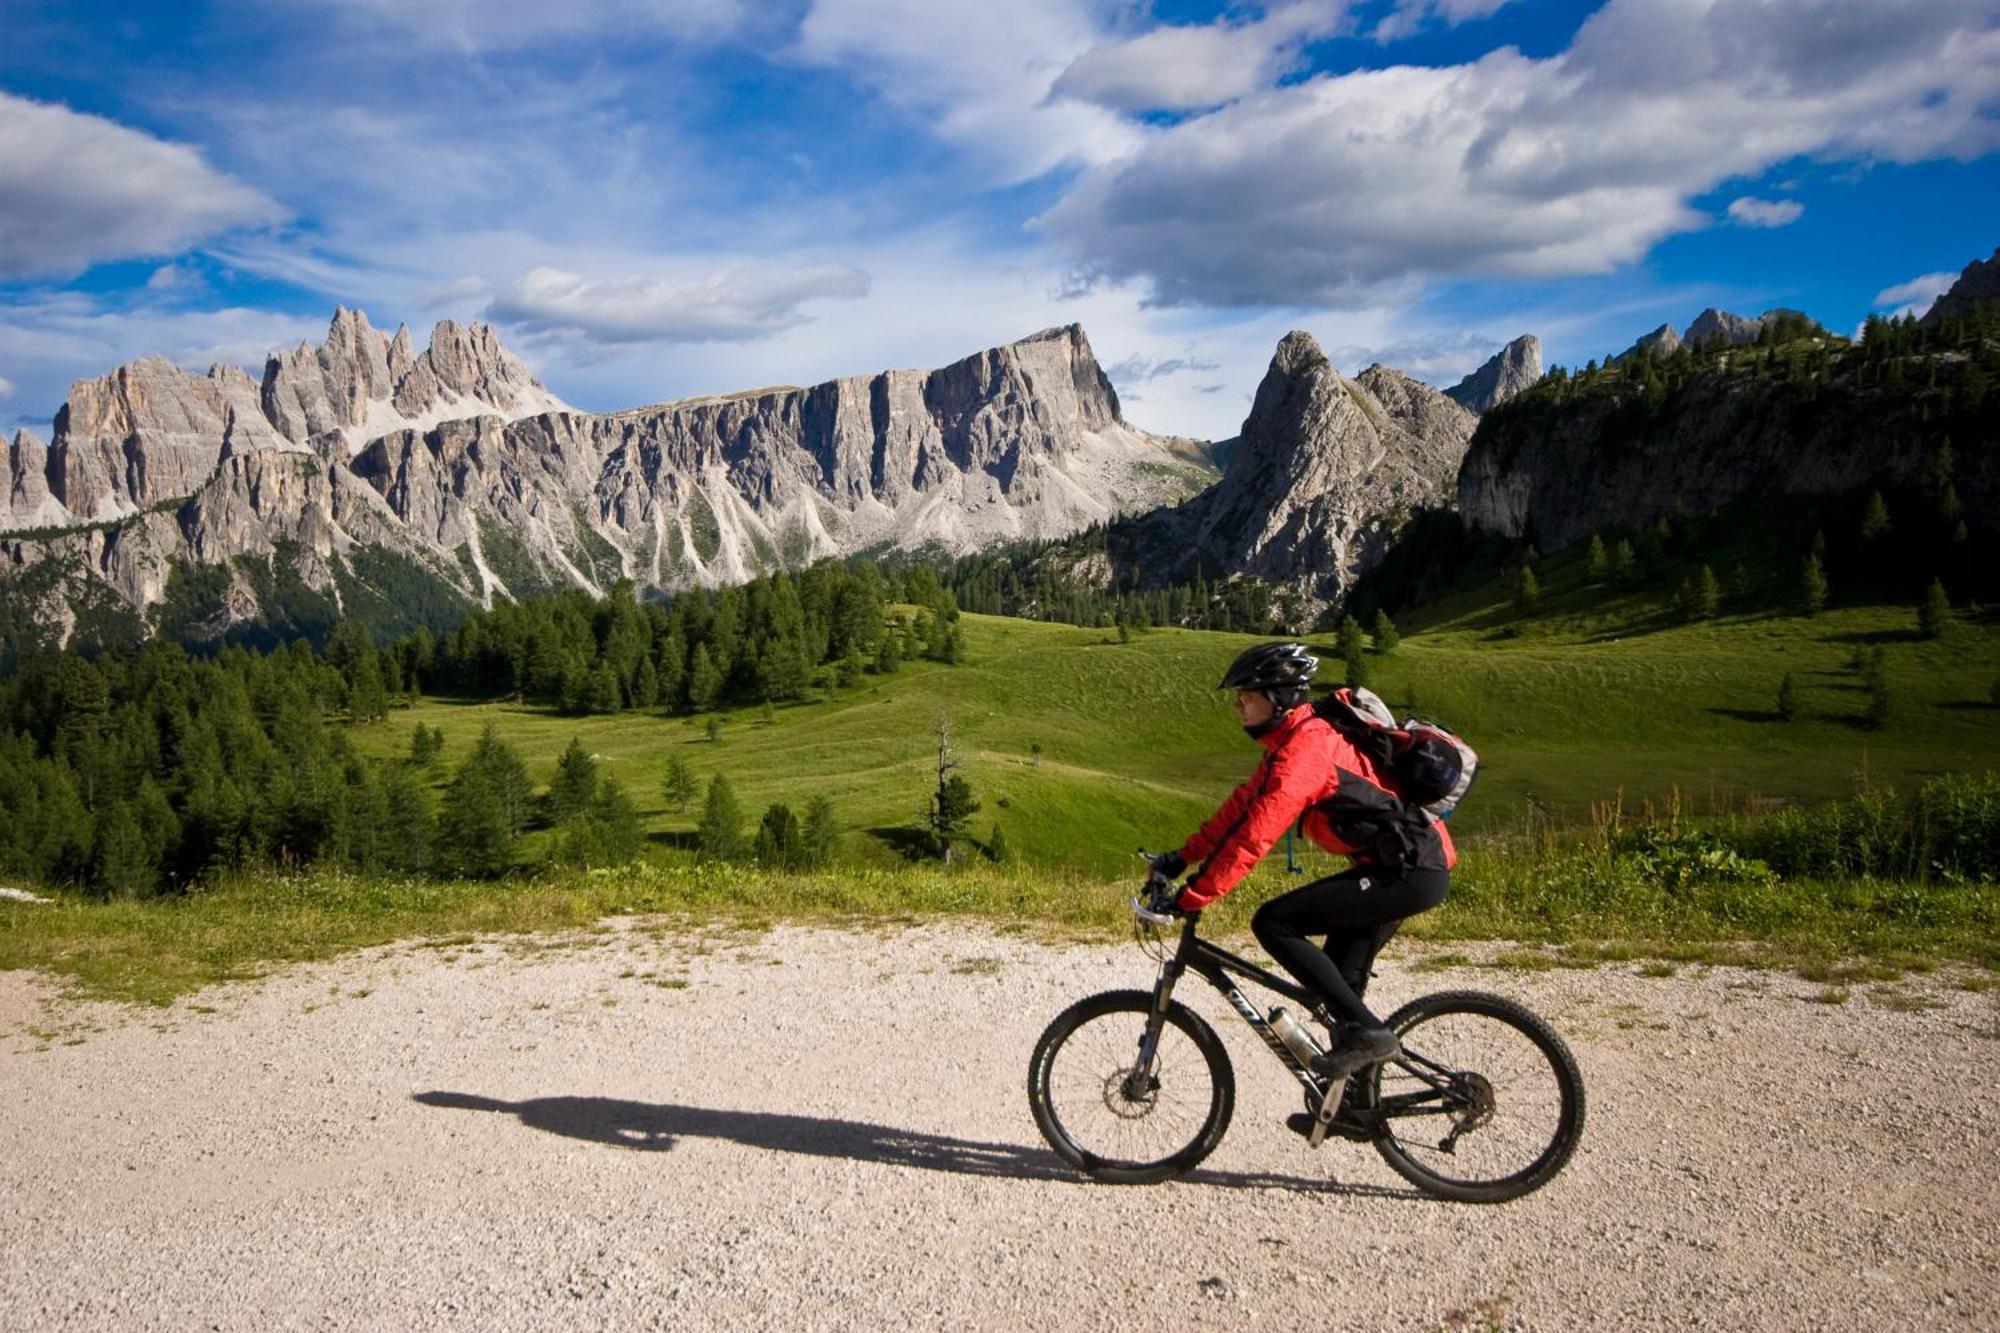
[1372, 0, 1520, 43]
[1051, 1, 1349, 114]
[1872, 269, 1959, 320]
[792, 0, 1140, 184]
[283, 0, 753, 53]
[1726, 196, 1804, 228]
[486, 264, 873, 345]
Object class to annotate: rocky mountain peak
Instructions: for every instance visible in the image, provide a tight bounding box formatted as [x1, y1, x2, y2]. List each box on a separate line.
[1174, 331, 1476, 614]
[1445, 334, 1542, 413]
[1269, 329, 1333, 378]
[1921, 246, 2000, 325]
[1685, 308, 1760, 347]
[1616, 323, 1683, 362]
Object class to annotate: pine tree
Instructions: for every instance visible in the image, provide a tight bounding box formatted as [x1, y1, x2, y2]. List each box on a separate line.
[1513, 565, 1542, 615]
[873, 632, 901, 675]
[378, 761, 435, 874]
[586, 777, 642, 866]
[696, 773, 747, 861]
[1370, 610, 1399, 654]
[930, 774, 981, 862]
[559, 776, 641, 869]
[547, 738, 598, 825]
[1800, 553, 1829, 616]
[985, 822, 1012, 863]
[467, 726, 533, 837]
[1776, 671, 1799, 722]
[436, 764, 513, 879]
[1688, 564, 1720, 620]
[1917, 578, 1950, 639]
[1586, 533, 1609, 579]
[89, 801, 154, 898]
[1337, 615, 1366, 662]
[348, 649, 389, 722]
[706, 716, 724, 744]
[407, 722, 443, 769]
[632, 657, 660, 710]
[1344, 642, 1370, 690]
[662, 755, 697, 814]
[925, 712, 979, 862]
[1858, 489, 1892, 543]
[1611, 539, 1638, 584]
[583, 662, 622, 713]
[754, 802, 804, 870]
[687, 644, 723, 710]
[801, 795, 837, 869]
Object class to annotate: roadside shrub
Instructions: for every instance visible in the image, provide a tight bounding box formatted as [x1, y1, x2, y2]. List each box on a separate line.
[1609, 822, 1773, 893]
[1735, 774, 2000, 883]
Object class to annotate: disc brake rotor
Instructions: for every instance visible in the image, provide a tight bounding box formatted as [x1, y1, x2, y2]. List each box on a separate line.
[1103, 1067, 1160, 1119]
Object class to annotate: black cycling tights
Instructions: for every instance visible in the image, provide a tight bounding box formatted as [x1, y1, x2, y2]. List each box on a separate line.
[1250, 864, 1449, 1028]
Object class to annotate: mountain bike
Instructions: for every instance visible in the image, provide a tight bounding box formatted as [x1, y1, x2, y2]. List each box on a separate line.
[1026, 875, 1585, 1203]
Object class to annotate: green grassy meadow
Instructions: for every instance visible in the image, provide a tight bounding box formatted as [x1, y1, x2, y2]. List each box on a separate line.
[349, 599, 2000, 881]
[6, 585, 1996, 1004]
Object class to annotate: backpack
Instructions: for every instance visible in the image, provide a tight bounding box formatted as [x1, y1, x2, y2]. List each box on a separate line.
[1312, 686, 1479, 822]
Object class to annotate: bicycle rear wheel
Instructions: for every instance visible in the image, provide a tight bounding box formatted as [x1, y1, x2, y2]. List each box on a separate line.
[1364, 989, 1585, 1203]
[1027, 989, 1234, 1184]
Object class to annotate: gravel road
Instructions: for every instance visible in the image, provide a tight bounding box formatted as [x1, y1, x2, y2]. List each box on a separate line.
[3, 920, 1994, 1331]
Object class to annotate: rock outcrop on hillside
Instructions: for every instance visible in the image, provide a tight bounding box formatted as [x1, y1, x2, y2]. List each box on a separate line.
[1921, 246, 2000, 324]
[1445, 335, 1542, 413]
[1458, 334, 1993, 552]
[0, 315, 1211, 645]
[1120, 332, 1476, 614]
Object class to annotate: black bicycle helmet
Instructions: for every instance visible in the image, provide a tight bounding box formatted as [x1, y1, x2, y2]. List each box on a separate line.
[1217, 641, 1318, 709]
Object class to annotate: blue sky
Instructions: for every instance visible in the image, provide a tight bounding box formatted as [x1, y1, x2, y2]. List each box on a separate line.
[2, 0, 1996, 441]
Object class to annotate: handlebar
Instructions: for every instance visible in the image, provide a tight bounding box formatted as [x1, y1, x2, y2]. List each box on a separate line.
[1131, 854, 1192, 926]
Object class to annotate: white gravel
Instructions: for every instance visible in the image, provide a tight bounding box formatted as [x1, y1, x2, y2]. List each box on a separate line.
[2, 921, 1995, 1331]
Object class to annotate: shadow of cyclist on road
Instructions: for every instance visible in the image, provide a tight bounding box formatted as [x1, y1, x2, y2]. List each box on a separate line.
[413, 1092, 1424, 1199]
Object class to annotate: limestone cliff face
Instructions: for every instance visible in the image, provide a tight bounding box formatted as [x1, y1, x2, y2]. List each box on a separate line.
[46, 358, 292, 520]
[1130, 332, 1475, 614]
[13, 309, 565, 533]
[1445, 335, 1541, 413]
[1, 317, 1208, 643]
[349, 323, 1193, 598]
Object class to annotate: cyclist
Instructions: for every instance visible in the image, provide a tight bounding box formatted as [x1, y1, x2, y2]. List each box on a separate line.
[1150, 642, 1455, 1092]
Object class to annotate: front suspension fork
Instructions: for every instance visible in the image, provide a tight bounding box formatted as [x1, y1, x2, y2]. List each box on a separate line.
[1132, 955, 1185, 1075]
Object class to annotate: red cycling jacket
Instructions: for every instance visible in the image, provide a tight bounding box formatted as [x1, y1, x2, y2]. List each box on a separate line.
[1174, 705, 1456, 912]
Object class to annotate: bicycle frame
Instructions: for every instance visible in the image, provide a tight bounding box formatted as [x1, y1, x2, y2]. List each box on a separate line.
[1134, 913, 1466, 1147]
[1139, 914, 1330, 1098]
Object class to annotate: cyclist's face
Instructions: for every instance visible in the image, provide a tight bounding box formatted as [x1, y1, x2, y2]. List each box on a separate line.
[1233, 690, 1275, 727]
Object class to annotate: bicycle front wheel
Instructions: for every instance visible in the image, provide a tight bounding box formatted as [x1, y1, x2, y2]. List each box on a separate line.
[1366, 989, 1585, 1203]
[1027, 989, 1234, 1184]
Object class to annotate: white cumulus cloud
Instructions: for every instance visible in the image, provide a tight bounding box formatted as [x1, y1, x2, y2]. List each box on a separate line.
[485, 264, 873, 345]
[0, 93, 283, 281]
[1726, 196, 1804, 228]
[1037, 0, 2000, 308]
